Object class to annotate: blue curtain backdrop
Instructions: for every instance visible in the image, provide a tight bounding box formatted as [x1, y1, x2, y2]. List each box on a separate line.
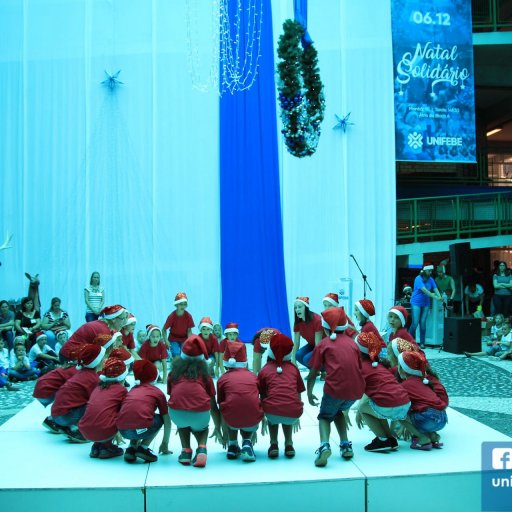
[219, 0, 290, 339]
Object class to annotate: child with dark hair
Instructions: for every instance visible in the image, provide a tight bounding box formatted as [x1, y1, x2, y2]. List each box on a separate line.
[8, 344, 38, 381]
[51, 343, 106, 442]
[139, 325, 168, 382]
[217, 341, 263, 462]
[162, 292, 195, 358]
[292, 297, 323, 369]
[388, 306, 416, 343]
[354, 299, 386, 357]
[216, 323, 241, 375]
[117, 359, 171, 463]
[197, 317, 219, 377]
[258, 332, 304, 459]
[167, 335, 222, 468]
[79, 358, 129, 459]
[251, 327, 279, 375]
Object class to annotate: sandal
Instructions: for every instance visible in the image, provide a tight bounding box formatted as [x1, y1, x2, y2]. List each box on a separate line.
[284, 445, 296, 458]
[410, 438, 432, 451]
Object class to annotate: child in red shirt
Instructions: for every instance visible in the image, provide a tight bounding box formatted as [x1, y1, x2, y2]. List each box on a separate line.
[167, 335, 222, 468]
[354, 332, 411, 452]
[218, 342, 263, 462]
[397, 351, 448, 450]
[162, 292, 195, 358]
[388, 306, 416, 343]
[307, 307, 365, 467]
[51, 344, 106, 442]
[117, 359, 171, 463]
[138, 325, 168, 382]
[198, 317, 219, 377]
[293, 297, 323, 369]
[121, 313, 140, 361]
[251, 327, 278, 375]
[258, 332, 304, 459]
[354, 300, 386, 353]
[79, 357, 128, 459]
[217, 322, 241, 375]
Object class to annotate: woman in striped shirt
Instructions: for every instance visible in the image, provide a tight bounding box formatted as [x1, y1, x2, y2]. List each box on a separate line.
[84, 272, 105, 322]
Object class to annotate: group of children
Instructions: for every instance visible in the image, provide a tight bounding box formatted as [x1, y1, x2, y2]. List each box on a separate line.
[25, 290, 450, 468]
[464, 312, 512, 361]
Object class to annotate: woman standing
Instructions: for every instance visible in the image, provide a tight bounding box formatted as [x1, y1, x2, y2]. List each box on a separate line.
[493, 261, 512, 317]
[41, 297, 71, 349]
[14, 297, 41, 350]
[408, 263, 442, 349]
[84, 272, 105, 322]
[291, 297, 323, 369]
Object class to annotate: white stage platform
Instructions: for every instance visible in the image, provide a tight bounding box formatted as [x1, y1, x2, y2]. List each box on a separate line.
[1, 379, 509, 512]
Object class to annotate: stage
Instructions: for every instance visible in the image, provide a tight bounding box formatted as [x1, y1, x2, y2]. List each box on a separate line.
[1, 376, 509, 512]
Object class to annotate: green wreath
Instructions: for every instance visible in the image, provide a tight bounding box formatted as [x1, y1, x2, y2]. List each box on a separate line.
[277, 19, 325, 158]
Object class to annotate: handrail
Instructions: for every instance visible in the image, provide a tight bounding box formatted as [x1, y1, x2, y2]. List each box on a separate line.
[397, 191, 512, 243]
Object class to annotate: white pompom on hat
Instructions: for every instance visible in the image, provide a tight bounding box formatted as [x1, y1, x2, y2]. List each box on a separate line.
[223, 341, 247, 369]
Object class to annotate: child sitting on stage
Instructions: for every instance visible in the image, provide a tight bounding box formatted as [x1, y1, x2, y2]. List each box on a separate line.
[217, 341, 263, 462]
[258, 332, 304, 459]
[117, 359, 171, 463]
[79, 357, 129, 459]
[167, 335, 222, 468]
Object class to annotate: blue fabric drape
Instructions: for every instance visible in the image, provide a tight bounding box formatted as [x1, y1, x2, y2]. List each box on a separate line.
[294, 0, 312, 46]
[219, 0, 290, 339]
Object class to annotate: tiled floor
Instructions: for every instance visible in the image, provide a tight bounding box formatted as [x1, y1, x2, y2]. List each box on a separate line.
[2, 346, 511, 438]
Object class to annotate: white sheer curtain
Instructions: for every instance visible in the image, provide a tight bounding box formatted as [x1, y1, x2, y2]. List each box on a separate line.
[0, 0, 220, 329]
[273, 0, 397, 329]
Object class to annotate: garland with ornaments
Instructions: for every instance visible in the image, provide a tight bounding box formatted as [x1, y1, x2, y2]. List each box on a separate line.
[276, 19, 325, 158]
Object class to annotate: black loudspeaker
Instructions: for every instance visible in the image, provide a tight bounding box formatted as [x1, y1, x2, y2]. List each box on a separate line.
[449, 242, 472, 277]
[443, 317, 481, 354]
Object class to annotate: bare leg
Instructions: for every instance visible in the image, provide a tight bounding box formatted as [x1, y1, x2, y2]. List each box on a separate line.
[178, 427, 191, 449]
[399, 419, 430, 445]
[333, 412, 348, 441]
[319, 418, 331, 444]
[282, 425, 293, 445]
[192, 428, 209, 446]
[359, 401, 394, 438]
[268, 424, 279, 445]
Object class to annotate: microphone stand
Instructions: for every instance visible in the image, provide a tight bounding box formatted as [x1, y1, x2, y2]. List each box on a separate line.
[350, 254, 372, 299]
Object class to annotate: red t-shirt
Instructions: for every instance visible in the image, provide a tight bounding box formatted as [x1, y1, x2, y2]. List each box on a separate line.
[167, 375, 215, 413]
[138, 341, 168, 362]
[60, 321, 112, 360]
[360, 359, 410, 407]
[163, 310, 195, 342]
[33, 366, 78, 399]
[78, 383, 127, 441]
[199, 334, 219, 356]
[258, 361, 305, 418]
[51, 368, 99, 417]
[400, 376, 448, 412]
[217, 369, 263, 428]
[122, 331, 135, 350]
[293, 313, 322, 346]
[117, 383, 168, 429]
[216, 338, 240, 354]
[389, 328, 416, 344]
[361, 321, 386, 348]
[252, 336, 268, 354]
[309, 334, 365, 401]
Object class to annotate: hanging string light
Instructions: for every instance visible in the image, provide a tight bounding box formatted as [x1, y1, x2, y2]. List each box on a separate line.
[185, 0, 264, 95]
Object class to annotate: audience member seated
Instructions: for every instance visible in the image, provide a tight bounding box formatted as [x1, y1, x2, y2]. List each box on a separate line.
[0, 300, 15, 350]
[28, 332, 60, 373]
[14, 297, 41, 350]
[40, 297, 71, 349]
[8, 343, 39, 381]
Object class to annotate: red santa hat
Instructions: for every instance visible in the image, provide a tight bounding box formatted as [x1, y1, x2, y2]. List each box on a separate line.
[125, 313, 137, 326]
[322, 293, 339, 307]
[223, 341, 247, 369]
[133, 359, 158, 384]
[174, 292, 188, 305]
[99, 357, 128, 383]
[258, 328, 280, 346]
[35, 332, 47, 343]
[146, 324, 161, 339]
[390, 337, 419, 359]
[100, 304, 126, 320]
[181, 335, 209, 361]
[199, 317, 214, 330]
[268, 333, 294, 373]
[321, 307, 349, 340]
[398, 351, 429, 384]
[77, 343, 106, 369]
[92, 333, 116, 350]
[110, 347, 134, 365]
[402, 283, 412, 293]
[355, 332, 382, 367]
[423, 262, 434, 271]
[224, 322, 239, 335]
[294, 296, 310, 309]
[355, 299, 375, 319]
[389, 305, 408, 327]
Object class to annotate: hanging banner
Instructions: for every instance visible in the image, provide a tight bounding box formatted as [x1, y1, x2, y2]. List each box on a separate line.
[391, 0, 476, 163]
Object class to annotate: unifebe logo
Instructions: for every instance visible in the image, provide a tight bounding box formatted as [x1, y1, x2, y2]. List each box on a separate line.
[407, 131, 423, 149]
[493, 448, 512, 470]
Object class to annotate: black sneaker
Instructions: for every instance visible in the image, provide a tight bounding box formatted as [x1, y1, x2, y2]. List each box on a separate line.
[314, 443, 331, 467]
[98, 443, 124, 459]
[65, 428, 89, 444]
[364, 437, 398, 452]
[340, 441, 354, 459]
[90, 442, 101, 458]
[227, 444, 241, 460]
[42, 417, 63, 434]
[240, 441, 256, 462]
[124, 446, 137, 463]
[135, 445, 158, 463]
